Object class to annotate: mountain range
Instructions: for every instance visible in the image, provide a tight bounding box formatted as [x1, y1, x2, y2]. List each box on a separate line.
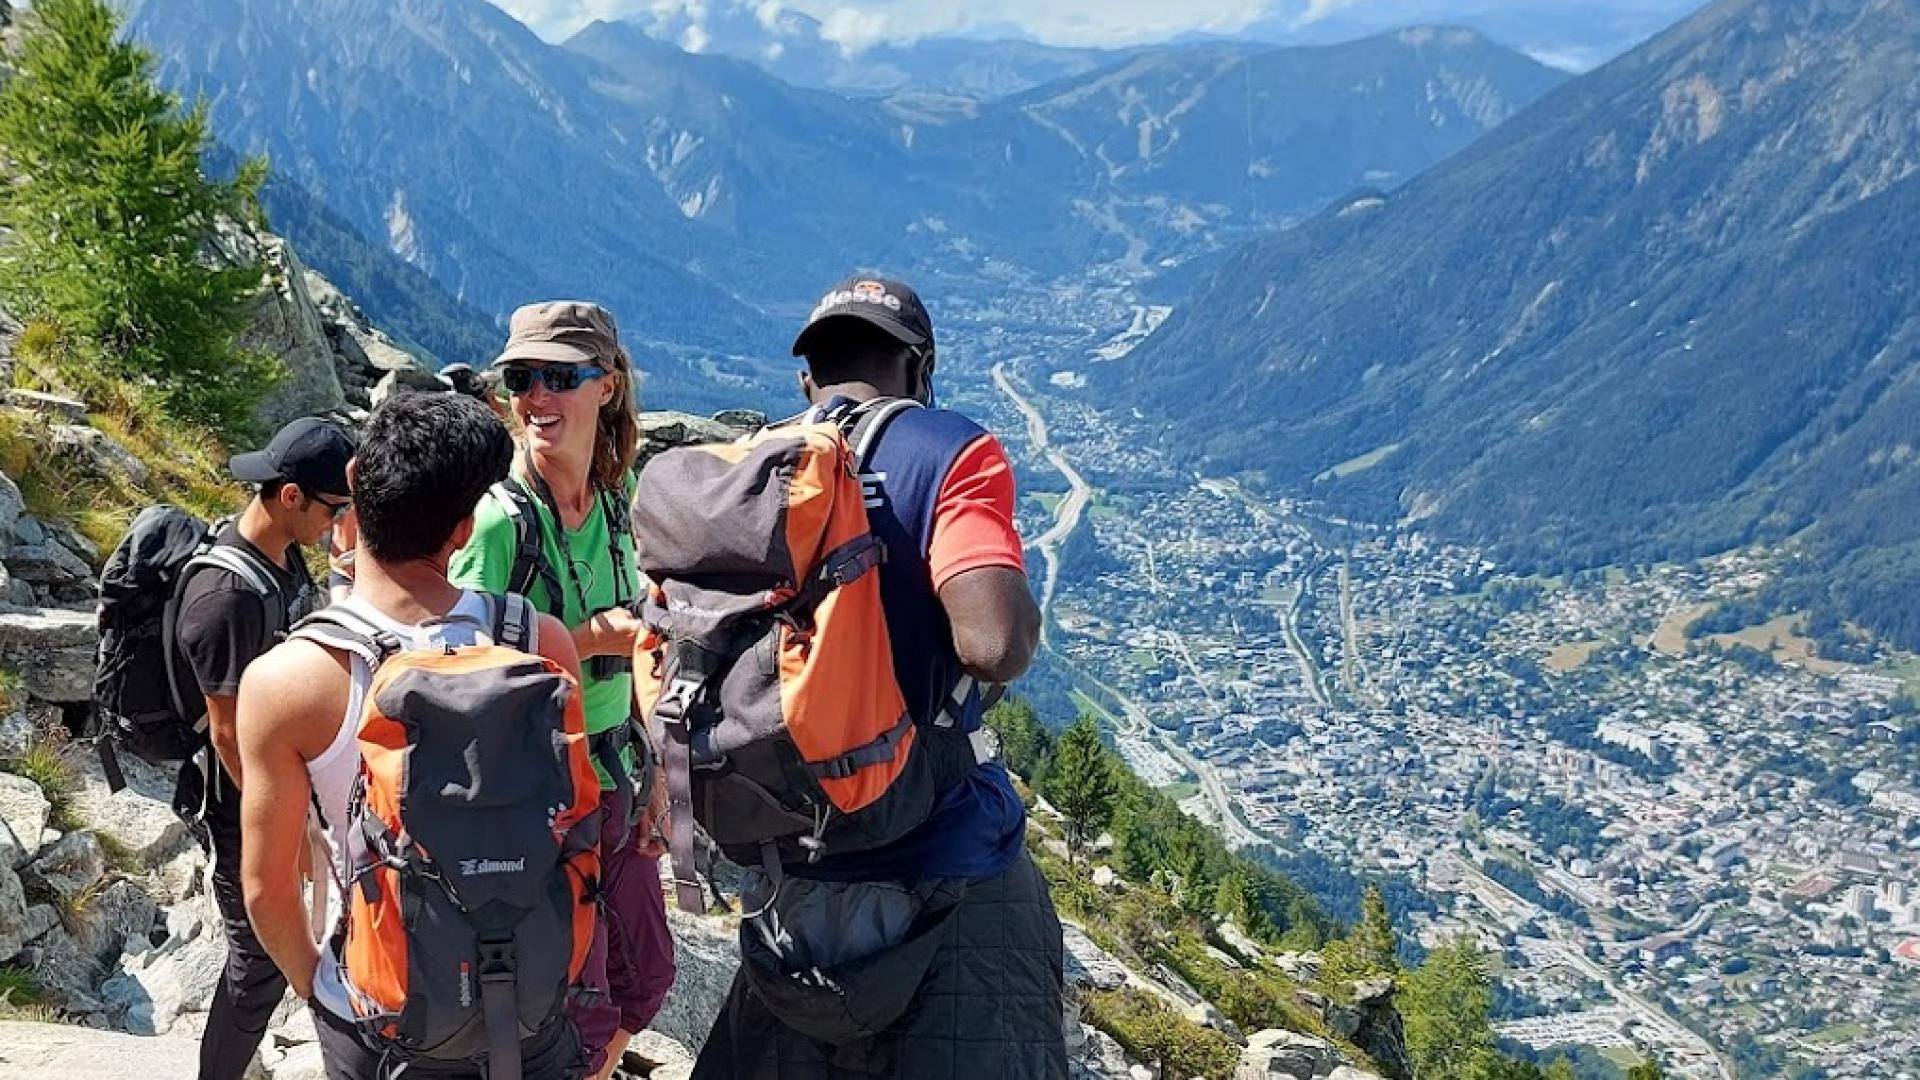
[596, 2, 1118, 98]
[565, 0, 1707, 93]
[1238, 0, 1710, 71]
[1101, 0, 1920, 646]
[126, 0, 1563, 410]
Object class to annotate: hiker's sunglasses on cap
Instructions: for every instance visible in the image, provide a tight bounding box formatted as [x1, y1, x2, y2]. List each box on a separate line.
[500, 363, 608, 395]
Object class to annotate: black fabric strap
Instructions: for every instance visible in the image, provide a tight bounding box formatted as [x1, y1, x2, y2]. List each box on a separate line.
[589, 723, 637, 837]
[805, 711, 915, 781]
[477, 938, 523, 1080]
[493, 480, 564, 607]
[599, 487, 635, 611]
[96, 738, 128, 795]
[661, 726, 705, 915]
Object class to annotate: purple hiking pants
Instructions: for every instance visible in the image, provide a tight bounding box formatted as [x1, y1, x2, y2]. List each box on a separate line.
[573, 785, 677, 1075]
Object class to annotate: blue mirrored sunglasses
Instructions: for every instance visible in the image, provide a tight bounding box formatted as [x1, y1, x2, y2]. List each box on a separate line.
[500, 364, 607, 394]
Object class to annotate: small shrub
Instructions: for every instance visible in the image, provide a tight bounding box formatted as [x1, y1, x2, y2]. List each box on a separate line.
[58, 876, 108, 924]
[0, 965, 59, 1023]
[1083, 988, 1239, 1080]
[0, 964, 41, 1006]
[0, 667, 23, 714]
[95, 831, 139, 874]
[4, 717, 81, 827]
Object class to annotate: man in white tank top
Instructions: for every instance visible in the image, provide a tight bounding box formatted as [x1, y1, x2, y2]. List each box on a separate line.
[234, 394, 587, 1079]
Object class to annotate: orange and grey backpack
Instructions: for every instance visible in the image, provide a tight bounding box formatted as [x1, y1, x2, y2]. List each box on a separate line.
[631, 399, 985, 913]
[289, 594, 601, 1080]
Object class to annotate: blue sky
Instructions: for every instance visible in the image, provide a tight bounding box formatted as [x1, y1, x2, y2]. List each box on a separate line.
[487, 0, 1704, 62]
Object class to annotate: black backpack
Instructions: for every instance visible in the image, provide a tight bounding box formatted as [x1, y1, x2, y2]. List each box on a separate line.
[92, 505, 281, 789]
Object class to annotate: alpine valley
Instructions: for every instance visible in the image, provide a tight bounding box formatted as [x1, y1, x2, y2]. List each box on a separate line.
[1, 1, 1914, 1078]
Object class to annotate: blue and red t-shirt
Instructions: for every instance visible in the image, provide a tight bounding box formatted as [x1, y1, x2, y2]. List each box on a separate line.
[797, 399, 1030, 884]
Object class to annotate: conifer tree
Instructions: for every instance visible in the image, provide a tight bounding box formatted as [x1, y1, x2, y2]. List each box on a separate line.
[1625, 1062, 1666, 1080]
[1544, 1058, 1579, 1080]
[1355, 882, 1400, 974]
[1046, 714, 1118, 867]
[1402, 936, 1494, 1080]
[986, 699, 1055, 783]
[0, 0, 275, 428]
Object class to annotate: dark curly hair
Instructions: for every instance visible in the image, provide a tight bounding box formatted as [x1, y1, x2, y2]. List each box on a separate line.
[354, 392, 513, 563]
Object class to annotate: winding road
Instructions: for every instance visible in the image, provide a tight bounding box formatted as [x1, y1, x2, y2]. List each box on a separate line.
[1279, 572, 1333, 708]
[993, 361, 1267, 851]
[993, 362, 1093, 639]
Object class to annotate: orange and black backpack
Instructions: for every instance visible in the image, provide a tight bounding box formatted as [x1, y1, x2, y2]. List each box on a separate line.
[289, 594, 600, 1080]
[631, 399, 988, 913]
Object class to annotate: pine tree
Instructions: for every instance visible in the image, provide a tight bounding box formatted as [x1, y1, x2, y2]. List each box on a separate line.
[1212, 869, 1275, 940]
[986, 699, 1054, 783]
[1355, 882, 1400, 974]
[0, 0, 276, 428]
[1626, 1063, 1666, 1080]
[1401, 936, 1494, 1080]
[1473, 1053, 1545, 1080]
[1045, 714, 1119, 866]
[1168, 832, 1214, 915]
[1543, 1058, 1579, 1080]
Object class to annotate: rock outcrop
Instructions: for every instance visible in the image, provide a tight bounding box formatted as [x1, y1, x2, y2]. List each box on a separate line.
[0, 606, 96, 704]
[303, 270, 445, 410]
[634, 410, 762, 472]
[0, 1020, 203, 1078]
[218, 220, 435, 430]
[1236, 1028, 1382, 1080]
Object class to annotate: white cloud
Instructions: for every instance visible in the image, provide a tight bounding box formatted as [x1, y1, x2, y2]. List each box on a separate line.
[1296, 0, 1367, 25]
[489, 0, 1285, 48]
[488, 0, 1695, 53]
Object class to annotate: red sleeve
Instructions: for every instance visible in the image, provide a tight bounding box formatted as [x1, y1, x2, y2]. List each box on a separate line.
[928, 433, 1027, 590]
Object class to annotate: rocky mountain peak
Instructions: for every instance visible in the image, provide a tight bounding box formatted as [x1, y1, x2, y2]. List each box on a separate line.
[1102, 0, 1920, 646]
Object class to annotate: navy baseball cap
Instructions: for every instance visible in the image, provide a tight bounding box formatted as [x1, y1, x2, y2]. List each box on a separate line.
[791, 276, 934, 358]
[229, 417, 354, 496]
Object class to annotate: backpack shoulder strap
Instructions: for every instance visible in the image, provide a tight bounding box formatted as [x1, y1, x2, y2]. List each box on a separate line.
[843, 398, 921, 473]
[159, 540, 284, 728]
[598, 486, 636, 609]
[487, 592, 537, 653]
[288, 606, 404, 670]
[490, 479, 559, 602]
[185, 544, 280, 600]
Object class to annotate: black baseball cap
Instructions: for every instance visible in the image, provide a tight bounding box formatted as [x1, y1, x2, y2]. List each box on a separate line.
[229, 417, 354, 496]
[791, 276, 934, 358]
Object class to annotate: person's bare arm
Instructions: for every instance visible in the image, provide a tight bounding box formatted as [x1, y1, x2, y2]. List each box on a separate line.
[204, 693, 243, 787]
[535, 612, 585, 682]
[571, 605, 645, 659]
[238, 642, 344, 999]
[938, 565, 1042, 685]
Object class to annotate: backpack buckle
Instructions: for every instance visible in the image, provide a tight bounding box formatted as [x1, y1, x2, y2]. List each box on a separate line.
[655, 676, 705, 729]
[476, 939, 517, 983]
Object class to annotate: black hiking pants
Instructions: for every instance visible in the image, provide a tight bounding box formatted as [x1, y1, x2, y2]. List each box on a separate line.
[200, 778, 290, 1080]
[693, 851, 1068, 1080]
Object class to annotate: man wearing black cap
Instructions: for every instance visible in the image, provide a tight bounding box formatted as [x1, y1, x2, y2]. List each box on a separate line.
[178, 415, 353, 1080]
[694, 277, 1062, 1079]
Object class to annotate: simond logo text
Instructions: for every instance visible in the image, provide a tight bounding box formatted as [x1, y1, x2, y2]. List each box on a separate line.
[459, 856, 527, 877]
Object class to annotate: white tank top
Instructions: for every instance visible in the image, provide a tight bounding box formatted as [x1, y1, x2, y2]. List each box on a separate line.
[303, 591, 531, 929]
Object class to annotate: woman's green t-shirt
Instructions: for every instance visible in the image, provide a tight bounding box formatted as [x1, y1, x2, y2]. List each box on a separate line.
[449, 479, 637, 789]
